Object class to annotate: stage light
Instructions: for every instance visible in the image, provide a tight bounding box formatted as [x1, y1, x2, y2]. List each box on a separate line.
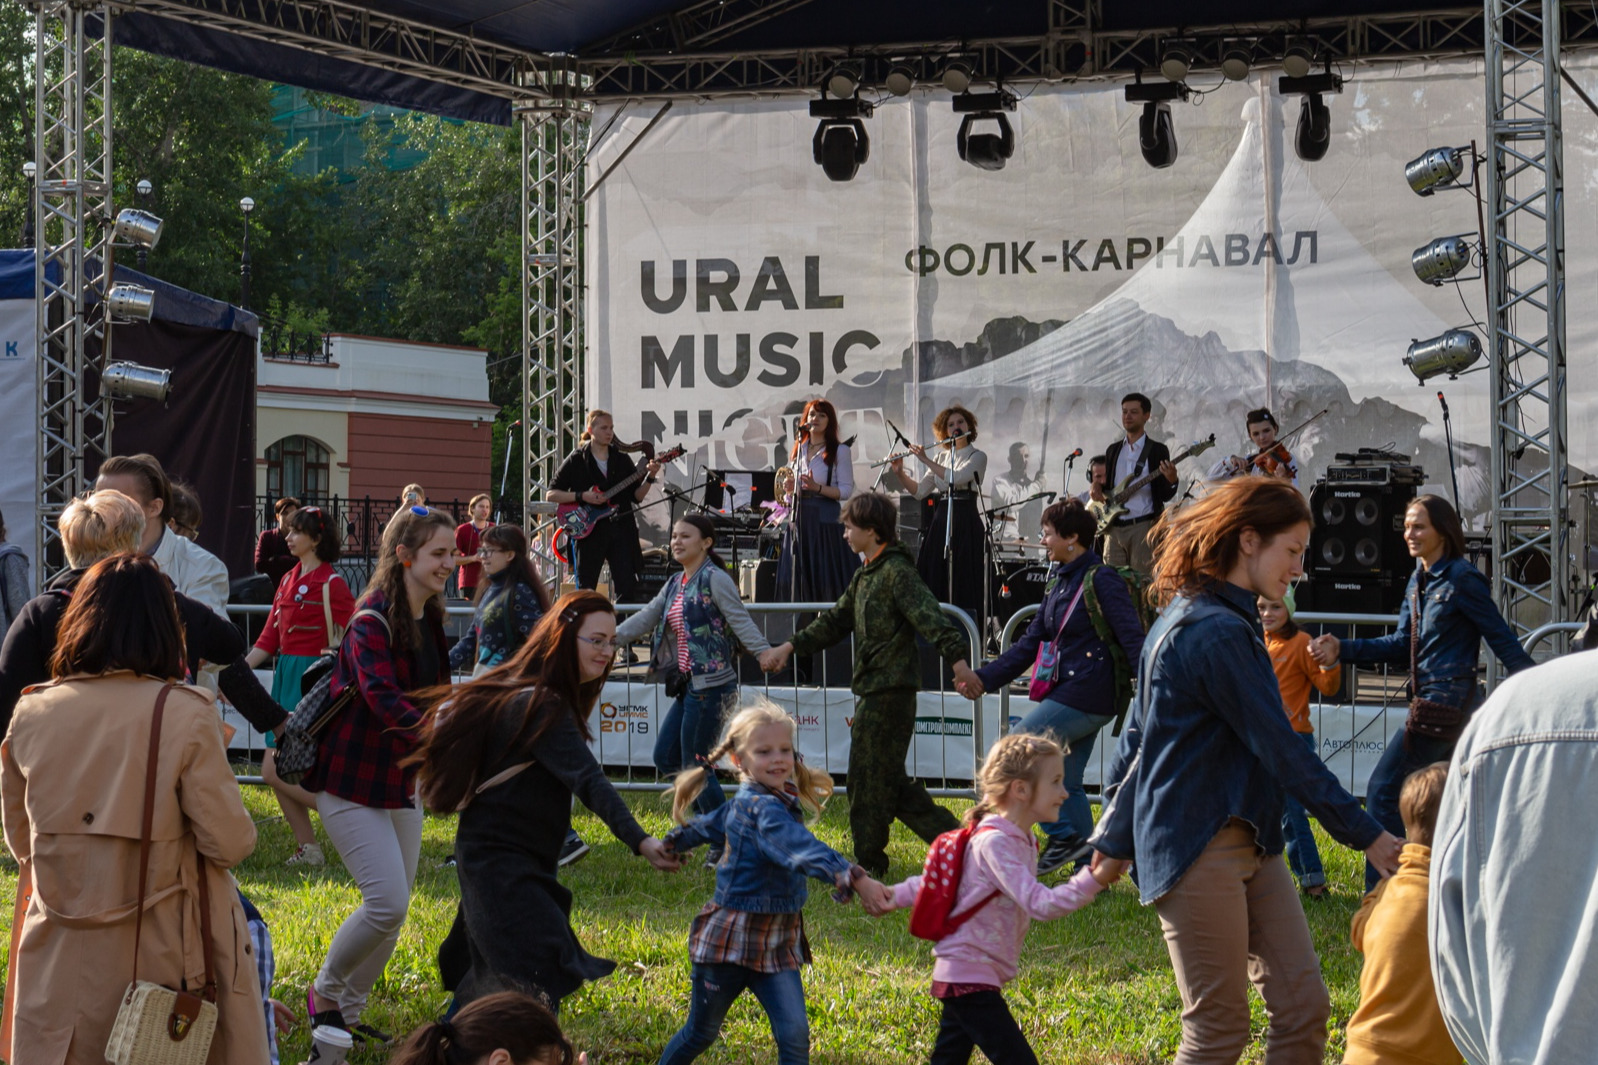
[102, 361, 172, 402]
[1405, 146, 1467, 196]
[1220, 42, 1252, 81]
[885, 64, 916, 96]
[1405, 329, 1483, 383]
[825, 64, 861, 100]
[112, 207, 163, 249]
[1295, 93, 1332, 161]
[1412, 235, 1474, 285]
[809, 96, 873, 182]
[106, 283, 156, 322]
[1282, 41, 1315, 78]
[957, 113, 1013, 171]
[1126, 80, 1188, 169]
[942, 61, 973, 94]
[1160, 42, 1194, 82]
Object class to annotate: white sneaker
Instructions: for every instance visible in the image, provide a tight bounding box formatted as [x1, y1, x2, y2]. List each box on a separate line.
[287, 842, 325, 867]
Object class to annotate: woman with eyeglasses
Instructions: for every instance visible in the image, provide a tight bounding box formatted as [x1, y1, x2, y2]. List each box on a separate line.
[245, 505, 355, 866]
[410, 591, 681, 1012]
[450, 524, 553, 679]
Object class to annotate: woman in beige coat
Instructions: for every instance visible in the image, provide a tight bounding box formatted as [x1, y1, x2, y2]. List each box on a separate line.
[0, 553, 267, 1065]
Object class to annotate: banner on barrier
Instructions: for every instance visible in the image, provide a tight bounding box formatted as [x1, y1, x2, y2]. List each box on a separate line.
[0, 272, 38, 593]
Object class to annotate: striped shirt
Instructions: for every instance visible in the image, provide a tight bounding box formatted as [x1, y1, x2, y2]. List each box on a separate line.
[668, 589, 691, 672]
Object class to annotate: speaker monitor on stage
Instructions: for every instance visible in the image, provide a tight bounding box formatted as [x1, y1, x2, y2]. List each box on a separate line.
[1308, 480, 1414, 579]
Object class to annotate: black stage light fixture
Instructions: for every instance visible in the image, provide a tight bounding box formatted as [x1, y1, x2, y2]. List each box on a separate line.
[942, 60, 973, 94]
[1220, 40, 1253, 81]
[1160, 41, 1194, 82]
[885, 63, 917, 97]
[1126, 80, 1189, 169]
[1282, 40, 1315, 78]
[826, 64, 861, 100]
[953, 89, 1018, 171]
[1278, 69, 1343, 161]
[809, 96, 873, 182]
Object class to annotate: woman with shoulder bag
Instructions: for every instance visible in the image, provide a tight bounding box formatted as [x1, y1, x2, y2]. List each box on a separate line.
[301, 505, 454, 1047]
[450, 524, 552, 679]
[411, 591, 681, 1012]
[959, 498, 1147, 876]
[1308, 494, 1534, 891]
[245, 505, 354, 867]
[616, 515, 772, 844]
[0, 553, 266, 1065]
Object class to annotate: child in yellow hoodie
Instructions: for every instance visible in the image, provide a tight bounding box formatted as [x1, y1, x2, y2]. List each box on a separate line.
[1343, 762, 1463, 1065]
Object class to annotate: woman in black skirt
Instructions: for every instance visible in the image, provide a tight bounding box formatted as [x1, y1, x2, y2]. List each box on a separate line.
[891, 404, 988, 620]
[411, 590, 681, 1012]
[775, 398, 859, 603]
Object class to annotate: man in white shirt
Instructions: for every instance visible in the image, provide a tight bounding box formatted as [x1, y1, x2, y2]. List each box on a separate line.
[990, 442, 1049, 541]
[1091, 393, 1177, 575]
[95, 454, 231, 618]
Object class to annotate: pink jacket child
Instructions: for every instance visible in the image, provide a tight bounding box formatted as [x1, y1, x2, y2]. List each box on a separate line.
[888, 815, 1103, 987]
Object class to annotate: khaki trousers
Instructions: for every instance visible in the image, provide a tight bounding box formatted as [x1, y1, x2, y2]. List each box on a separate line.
[1153, 823, 1331, 1065]
[1104, 519, 1156, 576]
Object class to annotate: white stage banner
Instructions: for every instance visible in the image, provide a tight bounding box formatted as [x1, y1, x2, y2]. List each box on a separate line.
[587, 57, 1598, 540]
[0, 288, 37, 594]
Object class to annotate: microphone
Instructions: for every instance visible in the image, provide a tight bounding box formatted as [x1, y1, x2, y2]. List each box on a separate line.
[1436, 391, 1449, 415]
[885, 418, 910, 446]
[1069, 448, 1083, 458]
[1065, 448, 1082, 466]
[1042, 492, 1057, 502]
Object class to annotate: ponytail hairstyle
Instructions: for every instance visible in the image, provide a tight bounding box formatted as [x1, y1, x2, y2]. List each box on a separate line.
[578, 409, 612, 446]
[675, 513, 730, 575]
[966, 732, 1065, 827]
[362, 506, 456, 658]
[408, 591, 615, 814]
[473, 523, 553, 614]
[669, 698, 834, 824]
[386, 991, 572, 1065]
[1147, 477, 1311, 608]
[288, 504, 341, 563]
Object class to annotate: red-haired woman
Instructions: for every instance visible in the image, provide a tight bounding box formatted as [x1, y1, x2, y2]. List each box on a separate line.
[1092, 478, 1402, 1063]
[776, 398, 859, 603]
[412, 591, 680, 1012]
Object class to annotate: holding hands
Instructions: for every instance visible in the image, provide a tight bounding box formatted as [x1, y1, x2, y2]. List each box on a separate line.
[641, 837, 683, 872]
[951, 661, 985, 700]
[1307, 634, 1341, 668]
[1089, 851, 1129, 887]
[759, 643, 794, 673]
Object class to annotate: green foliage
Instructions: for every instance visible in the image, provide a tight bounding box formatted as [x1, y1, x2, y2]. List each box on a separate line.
[0, 1, 34, 246]
[0, 787, 1377, 1063]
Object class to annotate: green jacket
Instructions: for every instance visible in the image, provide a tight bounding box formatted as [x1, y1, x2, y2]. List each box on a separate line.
[789, 542, 970, 695]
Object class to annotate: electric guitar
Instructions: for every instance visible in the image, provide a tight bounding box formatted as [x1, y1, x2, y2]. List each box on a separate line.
[1090, 435, 1216, 533]
[555, 445, 686, 540]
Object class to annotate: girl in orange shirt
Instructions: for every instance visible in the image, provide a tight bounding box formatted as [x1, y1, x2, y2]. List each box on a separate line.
[1260, 594, 1342, 897]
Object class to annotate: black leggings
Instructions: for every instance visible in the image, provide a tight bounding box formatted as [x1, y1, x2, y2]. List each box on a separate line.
[929, 990, 1038, 1065]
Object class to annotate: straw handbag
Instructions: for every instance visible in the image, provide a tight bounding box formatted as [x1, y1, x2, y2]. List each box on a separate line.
[105, 684, 220, 1065]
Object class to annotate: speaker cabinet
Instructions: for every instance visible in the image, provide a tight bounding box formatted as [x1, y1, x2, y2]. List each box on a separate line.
[1296, 575, 1406, 617]
[1309, 480, 1414, 579]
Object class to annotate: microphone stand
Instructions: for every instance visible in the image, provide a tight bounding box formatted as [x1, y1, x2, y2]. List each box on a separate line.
[1063, 451, 1078, 501]
[1438, 391, 1462, 513]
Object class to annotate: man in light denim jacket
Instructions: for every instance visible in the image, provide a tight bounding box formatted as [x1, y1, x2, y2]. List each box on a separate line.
[1430, 653, 1598, 1065]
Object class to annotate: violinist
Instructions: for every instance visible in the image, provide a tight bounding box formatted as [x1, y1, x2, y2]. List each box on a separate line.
[1207, 407, 1299, 487]
[548, 409, 662, 602]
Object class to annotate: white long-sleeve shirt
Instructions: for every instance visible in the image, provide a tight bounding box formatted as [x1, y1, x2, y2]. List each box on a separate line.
[792, 441, 853, 501]
[910, 444, 988, 500]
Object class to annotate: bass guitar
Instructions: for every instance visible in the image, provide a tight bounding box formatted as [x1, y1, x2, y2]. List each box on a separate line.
[556, 444, 686, 540]
[1090, 435, 1216, 534]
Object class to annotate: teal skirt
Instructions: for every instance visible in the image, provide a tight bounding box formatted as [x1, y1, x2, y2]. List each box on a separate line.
[265, 653, 321, 747]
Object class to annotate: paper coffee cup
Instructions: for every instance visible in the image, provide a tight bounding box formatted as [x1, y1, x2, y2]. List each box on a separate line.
[305, 1025, 354, 1065]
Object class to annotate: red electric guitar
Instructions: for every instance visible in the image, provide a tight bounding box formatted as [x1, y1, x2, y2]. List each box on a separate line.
[555, 444, 685, 540]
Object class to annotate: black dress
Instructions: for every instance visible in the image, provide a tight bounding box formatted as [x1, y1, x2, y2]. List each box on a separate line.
[438, 694, 649, 1008]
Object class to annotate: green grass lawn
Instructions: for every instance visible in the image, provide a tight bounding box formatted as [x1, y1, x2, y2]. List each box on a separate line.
[0, 785, 1374, 1064]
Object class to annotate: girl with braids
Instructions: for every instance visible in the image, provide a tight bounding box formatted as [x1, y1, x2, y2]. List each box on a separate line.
[656, 700, 886, 1065]
[864, 733, 1117, 1065]
[450, 524, 553, 678]
[411, 591, 680, 1012]
[303, 505, 455, 1046]
[1091, 477, 1402, 1064]
[387, 991, 581, 1065]
[615, 515, 772, 840]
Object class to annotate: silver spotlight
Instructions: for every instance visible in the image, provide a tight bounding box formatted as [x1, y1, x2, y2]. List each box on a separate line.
[1411, 236, 1474, 285]
[112, 207, 163, 249]
[1405, 330, 1483, 382]
[826, 64, 861, 99]
[1281, 41, 1315, 78]
[106, 283, 156, 322]
[1220, 41, 1252, 81]
[102, 362, 172, 402]
[885, 64, 916, 97]
[1405, 147, 1466, 196]
[942, 61, 973, 94]
[1160, 42, 1194, 82]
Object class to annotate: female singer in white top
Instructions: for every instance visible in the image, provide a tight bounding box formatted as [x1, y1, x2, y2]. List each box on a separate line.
[776, 397, 859, 602]
[891, 404, 988, 617]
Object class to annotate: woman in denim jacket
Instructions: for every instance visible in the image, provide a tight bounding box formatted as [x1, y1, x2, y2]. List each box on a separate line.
[616, 515, 771, 827]
[657, 701, 884, 1065]
[1092, 479, 1402, 1064]
[1308, 494, 1533, 890]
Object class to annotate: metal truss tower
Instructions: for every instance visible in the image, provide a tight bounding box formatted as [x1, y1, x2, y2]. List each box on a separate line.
[519, 59, 590, 541]
[31, 0, 115, 578]
[1484, 0, 1570, 664]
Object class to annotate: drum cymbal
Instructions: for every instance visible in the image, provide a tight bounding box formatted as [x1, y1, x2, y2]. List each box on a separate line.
[1572, 478, 1598, 490]
[993, 539, 1046, 550]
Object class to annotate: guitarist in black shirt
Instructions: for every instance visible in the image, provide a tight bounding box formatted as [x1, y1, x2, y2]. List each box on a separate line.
[548, 410, 661, 603]
[1092, 393, 1177, 576]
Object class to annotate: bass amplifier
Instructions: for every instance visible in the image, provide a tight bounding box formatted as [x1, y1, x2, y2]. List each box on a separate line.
[1325, 462, 1426, 486]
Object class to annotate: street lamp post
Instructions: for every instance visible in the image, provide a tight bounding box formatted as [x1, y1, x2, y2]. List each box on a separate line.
[21, 160, 36, 248]
[239, 196, 255, 310]
[135, 179, 152, 270]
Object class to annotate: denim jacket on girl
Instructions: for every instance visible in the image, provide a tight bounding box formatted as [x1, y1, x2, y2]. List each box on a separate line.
[664, 781, 853, 913]
[615, 563, 770, 692]
[1339, 555, 1533, 710]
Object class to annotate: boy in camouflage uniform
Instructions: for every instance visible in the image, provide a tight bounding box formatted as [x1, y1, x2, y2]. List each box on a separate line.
[762, 492, 981, 875]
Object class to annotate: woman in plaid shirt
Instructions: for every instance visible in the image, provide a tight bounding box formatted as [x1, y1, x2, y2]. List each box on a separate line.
[302, 506, 455, 1045]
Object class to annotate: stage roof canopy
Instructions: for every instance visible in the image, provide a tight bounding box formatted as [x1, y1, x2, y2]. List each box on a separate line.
[111, 0, 1587, 124]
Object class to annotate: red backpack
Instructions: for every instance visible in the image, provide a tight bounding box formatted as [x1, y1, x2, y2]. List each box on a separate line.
[908, 824, 1003, 941]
